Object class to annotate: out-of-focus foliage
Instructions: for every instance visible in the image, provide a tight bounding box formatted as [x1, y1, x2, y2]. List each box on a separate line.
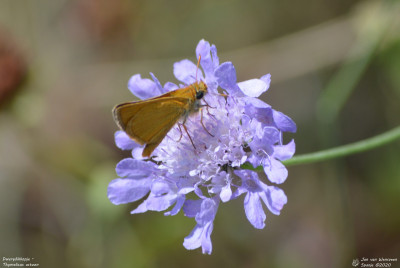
[0, 0, 399, 267]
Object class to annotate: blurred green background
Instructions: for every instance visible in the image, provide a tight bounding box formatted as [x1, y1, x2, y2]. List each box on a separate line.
[1, 0, 399, 267]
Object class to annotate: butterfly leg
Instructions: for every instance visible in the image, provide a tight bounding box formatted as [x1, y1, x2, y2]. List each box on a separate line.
[200, 108, 214, 137]
[175, 123, 184, 142]
[181, 123, 197, 150]
[202, 98, 215, 110]
[199, 99, 217, 122]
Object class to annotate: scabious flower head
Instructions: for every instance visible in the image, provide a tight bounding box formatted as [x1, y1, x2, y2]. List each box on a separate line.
[108, 39, 296, 254]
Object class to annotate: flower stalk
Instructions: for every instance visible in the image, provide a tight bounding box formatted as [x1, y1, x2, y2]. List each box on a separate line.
[244, 126, 400, 171]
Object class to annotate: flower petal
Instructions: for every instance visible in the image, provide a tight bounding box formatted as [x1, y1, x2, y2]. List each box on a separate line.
[130, 201, 148, 214]
[263, 158, 288, 184]
[115, 158, 157, 178]
[151, 180, 171, 195]
[164, 195, 185, 216]
[272, 110, 297, 133]
[261, 126, 281, 145]
[150, 72, 166, 94]
[107, 178, 151, 205]
[244, 192, 266, 229]
[163, 82, 179, 92]
[219, 184, 232, 202]
[210, 44, 219, 69]
[244, 97, 270, 108]
[183, 222, 214, 254]
[196, 39, 213, 78]
[244, 106, 273, 125]
[127, 74, 163, 99]
[273, 140, 296, 161]
[261, 186, 287, 215]
[195, 198, 218, 225]
[114, 131, 138, 150]
[201, 222, 213, 254]
[145, 193, 177, 212]
[214, 62, 241, 95]
[247, 154, 261, 169]
[183, 224, 202, 250]
[174, 59, 202, 84]
[260, 74, 271, 90]
[183, 199, 202, 218]
[238, 79, 268, 97]
[131, 146, 146, 160]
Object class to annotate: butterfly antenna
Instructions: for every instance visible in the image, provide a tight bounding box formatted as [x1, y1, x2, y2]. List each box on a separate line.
[196, 55, 201, 82]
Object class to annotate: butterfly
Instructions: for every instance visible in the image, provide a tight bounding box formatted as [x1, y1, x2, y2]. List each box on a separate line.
[113, 79, 209, 157]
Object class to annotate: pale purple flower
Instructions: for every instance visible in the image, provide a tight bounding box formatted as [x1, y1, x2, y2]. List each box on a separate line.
[183, 197, 219, 254]
[108, 39, 296, 254]
[232, 170, 288, 229]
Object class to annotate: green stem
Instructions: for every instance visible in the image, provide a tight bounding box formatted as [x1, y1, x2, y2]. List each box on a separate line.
[243, 126, 400, 171]
[283, 126, 400, 166]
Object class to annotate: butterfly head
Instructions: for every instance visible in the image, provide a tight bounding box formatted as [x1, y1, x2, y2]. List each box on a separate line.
[194, 81, 208, 100]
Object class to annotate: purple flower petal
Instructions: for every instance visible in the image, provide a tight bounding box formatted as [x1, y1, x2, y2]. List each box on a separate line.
[260, 74, 271, 90]
[114, 131, 138, 150]
[108, 178, 151, 205]
[150, 72, 166, 94]
[196, 39, 213, 78]
[130, 201, 148, 214]
[273, 140, 296, 161]
[176, 177, 196, 195]
[150, 180, 171, 195]
[244, 192, 266, 229]
[163, 81, 179, 92]
[244, 97, 271, 108]
[219, 184, 232, 202]
[145, 193, 177, 212]
[183, 198, 218, 254]
[127, 74, 163, 99]
[210, 45, 219, 69]
[249, 126, 279, 154]
[115, 158, 157, 178]
[195, 198, 218, 225]
[244, 106, 273, 125]
[261, 186, 287, 215]
[238, 79, 268, 97]
[164, 195, 185, 216]
[196, 39, 210, 57]
[183, 224, 202, 248]
[131, 146, 146, 160]
[174, 59, 203, 84]
[272, 110, 297, 133]
[247, 154, 261, 169]
[249, 119, 265, 139]
[183, 199, 203, 218]
[201, 222, 214, 254]
[263, 158, 288, 184]
[214, 62, 241, 95]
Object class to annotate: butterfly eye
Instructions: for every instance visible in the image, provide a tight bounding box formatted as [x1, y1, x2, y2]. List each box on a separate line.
[196, 91, 204, 100]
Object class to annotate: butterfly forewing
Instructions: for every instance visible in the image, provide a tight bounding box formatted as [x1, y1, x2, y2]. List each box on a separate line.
[113, 97, 191, 154]
[112, 81, 208, 157]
